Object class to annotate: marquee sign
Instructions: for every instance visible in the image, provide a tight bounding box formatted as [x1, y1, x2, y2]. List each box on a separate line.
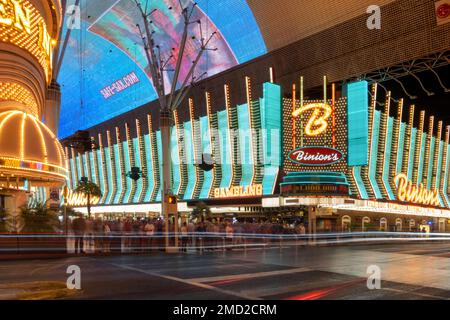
[64, 189, 101, 207]
[214, 184, 263, 198]
[0, 0, 56, 82]
[288, 146, 343, 166]
[394, 173, 441, 207]
[292, 102, 332, 136]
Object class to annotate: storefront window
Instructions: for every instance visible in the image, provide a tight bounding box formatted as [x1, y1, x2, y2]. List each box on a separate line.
[395, 218, 402, 232]
[362, 216, 370, 232]
[380, 217, 387, 231]
[342, 215, 351, 232]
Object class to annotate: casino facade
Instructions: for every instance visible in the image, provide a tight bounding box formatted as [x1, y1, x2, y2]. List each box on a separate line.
[0, 0, 66, 214]
[1, 0, 449, 233]
[63, 74, 450, 233]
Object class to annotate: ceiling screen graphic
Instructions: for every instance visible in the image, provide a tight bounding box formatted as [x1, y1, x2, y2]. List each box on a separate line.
[57, 0, 266, 138]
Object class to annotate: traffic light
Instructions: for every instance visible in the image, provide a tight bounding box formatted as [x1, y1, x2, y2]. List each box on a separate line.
[168, 195, 177, 204]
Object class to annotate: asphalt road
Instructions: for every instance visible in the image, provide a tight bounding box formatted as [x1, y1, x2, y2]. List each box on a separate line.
[2, 242, 450, 300]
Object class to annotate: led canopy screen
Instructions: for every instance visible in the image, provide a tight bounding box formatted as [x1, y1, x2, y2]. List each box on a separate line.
[57, 0, 266, 138]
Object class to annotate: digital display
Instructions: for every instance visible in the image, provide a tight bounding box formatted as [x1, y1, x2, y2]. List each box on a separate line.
[57, 0, 267, 138]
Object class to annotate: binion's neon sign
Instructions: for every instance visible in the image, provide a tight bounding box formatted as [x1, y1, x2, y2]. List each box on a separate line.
[394, 173, 441, 207]
[292, 103, 332, 136]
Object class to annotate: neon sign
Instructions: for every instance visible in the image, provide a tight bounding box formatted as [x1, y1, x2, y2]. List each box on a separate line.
[0, 0, 31, 33]
[394, 173, 441, 207]
[289, 146, 343, 166]
[292, 103, 332, 136]
[65, 189, 101, 207]
[214, 184, 263, 198]
[0, 0, 56, 82]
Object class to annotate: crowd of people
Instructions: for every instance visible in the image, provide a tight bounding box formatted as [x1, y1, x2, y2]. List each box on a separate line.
[69, 214, 307, 254]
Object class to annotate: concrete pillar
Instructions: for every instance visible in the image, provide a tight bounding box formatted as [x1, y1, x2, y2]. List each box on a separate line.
[44, 80, 61, 136]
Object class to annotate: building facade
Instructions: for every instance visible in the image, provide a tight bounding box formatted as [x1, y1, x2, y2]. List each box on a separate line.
[65, 75, 450, 232]
[0, 0, 66, 216]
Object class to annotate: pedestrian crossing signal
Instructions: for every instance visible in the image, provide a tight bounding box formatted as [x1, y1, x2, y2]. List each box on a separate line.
[168, 195, 177, 204]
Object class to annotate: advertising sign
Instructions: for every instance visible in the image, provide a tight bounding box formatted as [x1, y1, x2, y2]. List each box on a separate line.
[288, 146, 343, 166]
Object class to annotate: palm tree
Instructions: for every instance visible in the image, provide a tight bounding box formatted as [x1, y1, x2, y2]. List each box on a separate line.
[191, 202, 211, 222]
[0, 208, 7, 233]
[20, 199, 59, 233]
[74, 178, 102, 218]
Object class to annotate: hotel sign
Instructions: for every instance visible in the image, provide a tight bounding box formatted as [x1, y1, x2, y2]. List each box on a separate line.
[0, 0, 56, 82]
[288, 146, 343, 166]
[394, 173, 441, 207]
[214, 184, 263, 198]
[65, 189, 101, 207]
[292, 102, 332, 136]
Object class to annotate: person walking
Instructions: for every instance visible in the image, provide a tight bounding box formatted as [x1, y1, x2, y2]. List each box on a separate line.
[144, 219, 155, 251]
[94, 218, 104, 253]
[72, 214, 86, 254]
[180, 222, 188, 252]
[85, 216, 95, 253]
[103, 222, 112, 253]
[225, 222, 234, 251]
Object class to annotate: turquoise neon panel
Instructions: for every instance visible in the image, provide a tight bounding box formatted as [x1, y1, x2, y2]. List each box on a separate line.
[353, 166, 369, 199]
[89, 152, 97, 184]
[132, 138, 143, 203]
[261, 82, 282, 195]
[113, 144, 123, 204]
[171, 127, 181, 195]
[417, 134, 427, 183]
[96, 149, 105, 203]
[183, 121, 196, 200]
[436, 141, 444, 206]
[217, 110, 232, 188]
[122, 141, 132, 203]
[69, 158, 76, 189]
[143, 134, 153, 202]
[76, 155, 82, 182]
[199, 116, 213, 199]
[407, 129, 417, 179]
[383, 117, 395, 199]
[369, 111, 382, 199]
[104, 147, 114, 204]
[237, 103, 253, 187]
[156, 131, 163, 201]
[444, 145, 450, 205]
[346, 81, 369, 166]
[427, 137, 436, 190]
[396, 123, 406, 173]
[436, 141, 443, 188]
[82, 154, 88, 179]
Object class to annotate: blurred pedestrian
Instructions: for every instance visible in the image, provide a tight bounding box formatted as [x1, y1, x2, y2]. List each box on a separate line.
[180, 222, 188, 252]
[72, 214, 86, 254]
[103, 222, 112, 253]
[144, 219, 155, 251]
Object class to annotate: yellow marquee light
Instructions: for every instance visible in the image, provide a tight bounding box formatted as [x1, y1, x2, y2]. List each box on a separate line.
[0, 82, 39, 116]
[292, 102, 332, 136]
[394, 173, 441, 207]
[0, 0, 31, 34]
[0, 0, 56, 83]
